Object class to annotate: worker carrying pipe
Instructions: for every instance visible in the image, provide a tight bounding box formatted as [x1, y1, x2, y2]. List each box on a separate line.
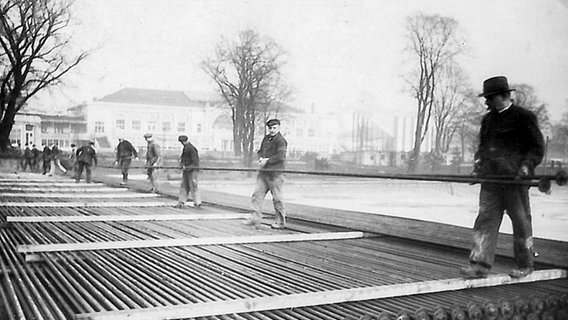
[460, 76, 545, 280]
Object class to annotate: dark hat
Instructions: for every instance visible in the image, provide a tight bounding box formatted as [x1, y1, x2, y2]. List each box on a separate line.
[266, 118, 280, 126]
[478, 76, 516, 97]
[70, 143, 76, 147]
[143, 133, 153, 138]
[178, 135, 188, 142]
[88, 141, 95, 145]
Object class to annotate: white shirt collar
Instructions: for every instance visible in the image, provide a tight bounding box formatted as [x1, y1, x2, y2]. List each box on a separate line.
[498, 101, 513, 113]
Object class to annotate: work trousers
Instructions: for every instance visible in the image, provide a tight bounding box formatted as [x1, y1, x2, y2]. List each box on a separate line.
[147, 167, 159, 191]
[75, 162, 92, 183]
[469, 183, 534, 269]
[49, 159, 67, 175]
[21, 159, 33, 172]
[250, 172, 286, 223]
[119, 158, 132, 182]
[179, 169, 201, 205]
[42, 159, 51, 174]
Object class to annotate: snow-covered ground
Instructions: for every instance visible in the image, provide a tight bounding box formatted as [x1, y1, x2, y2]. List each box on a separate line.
[188, 177, 568, 242]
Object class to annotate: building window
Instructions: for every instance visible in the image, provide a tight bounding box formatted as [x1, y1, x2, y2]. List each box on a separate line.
[213, 115, 232, 130]
[162, 121, 171, 132]
[116, 119, 125, 130]
[95, 121, 105, 133]
[148, 121, 156, 132]
[41, 125, 48, 133]
[9, 129, 21, 145]
[132, 120, 141, 130]
[196, 123, 202, 133]
[177, 122, 185, 132]
[308, 128, 315, 137]
[296, 128, 303, 136]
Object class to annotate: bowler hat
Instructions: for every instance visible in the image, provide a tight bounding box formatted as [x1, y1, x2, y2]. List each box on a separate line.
[266, 119, 280, 126]
[178, 135, 188, 142]
[478, 76, 516, 97]
[143, 133, 153, 138]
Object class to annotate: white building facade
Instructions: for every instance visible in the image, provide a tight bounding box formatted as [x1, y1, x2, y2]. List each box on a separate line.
[72, 88, 341, 158]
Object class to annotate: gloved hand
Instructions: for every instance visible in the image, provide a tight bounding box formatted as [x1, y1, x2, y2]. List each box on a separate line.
[472, 159, 481, 176]
[258, 158, 268, 168]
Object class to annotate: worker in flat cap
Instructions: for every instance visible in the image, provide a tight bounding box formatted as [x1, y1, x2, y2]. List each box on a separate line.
[115, 137, 139, 185]
[75, 141, 97, 183]
[460, 76, 544, 279]
[243, 118, 288, 229]
[175, 135, 202, 208]
[143, 133, 161, 193]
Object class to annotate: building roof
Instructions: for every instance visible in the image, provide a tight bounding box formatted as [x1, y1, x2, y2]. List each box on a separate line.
[97, 88, 197, 107]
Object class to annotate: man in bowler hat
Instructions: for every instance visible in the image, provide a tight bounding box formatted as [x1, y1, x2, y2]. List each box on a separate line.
[460, 76, 544, 279]
[243, 118, 288, 229]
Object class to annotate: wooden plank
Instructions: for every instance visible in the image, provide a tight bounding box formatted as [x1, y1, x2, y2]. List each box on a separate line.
[1, 193, 159, 198]
[75, 269, 567, 320]
[0, 202, 175, 208]
[18, 232, 365, 253]
[0, 187, 127, 192]
[8, 213, 250, 223]
[0, 182, 105, 186]
[197, 189, 568, 268]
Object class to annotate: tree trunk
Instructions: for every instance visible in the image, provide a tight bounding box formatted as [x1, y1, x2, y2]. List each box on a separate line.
[0, 107, 17, 151]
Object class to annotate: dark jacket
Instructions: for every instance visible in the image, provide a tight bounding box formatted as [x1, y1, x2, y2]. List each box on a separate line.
[31, 147, 40, 160]
[180, 141, 199, 169]
[76, 145, 97, 166]
[116, 140, 138, 161]
[51, 145, 63, 160]
[24, 147, 32, 159]
[258, 132, 287, 170]
[146, 141, 160, 165]
[42, 146, 51, 160]
[475, 105, 544, 176]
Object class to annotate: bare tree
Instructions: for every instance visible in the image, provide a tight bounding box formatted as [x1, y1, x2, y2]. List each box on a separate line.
[511, 83, 550, 129]
[202, 29, 287, 166]
[432, 61, 468, 154]
[404, 13, 463, 173]
[0, 0, 89, 150]
[454, 90, 486, 165]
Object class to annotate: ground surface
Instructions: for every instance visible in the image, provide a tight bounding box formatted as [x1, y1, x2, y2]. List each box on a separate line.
[110, 172, 568, 242]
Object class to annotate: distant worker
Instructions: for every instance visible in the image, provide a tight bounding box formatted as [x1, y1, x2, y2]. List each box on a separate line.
[41, 144, 51, 174]
[115, 137, 139, 185]
[31, 144, 40, 172]
[16, 142, 25, 171]
[243, 119, 288, 229]
[176, 135, 201, 208]
[460, 76, 544, 279]
[69, 143, 78, 178]
[144, 133, 161, 193]
[48, 143, 67, 176]
[22, 143, 33, 172]
[75, 141, 98, 183]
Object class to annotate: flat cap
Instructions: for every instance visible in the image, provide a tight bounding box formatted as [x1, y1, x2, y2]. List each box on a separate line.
[266, 118, 280, 126]
[143, 133, 153, 138]
[178, 135, 188, 142]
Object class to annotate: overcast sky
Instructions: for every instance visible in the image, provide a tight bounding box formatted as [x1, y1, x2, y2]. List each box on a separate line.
[38, 0, 568, 121]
